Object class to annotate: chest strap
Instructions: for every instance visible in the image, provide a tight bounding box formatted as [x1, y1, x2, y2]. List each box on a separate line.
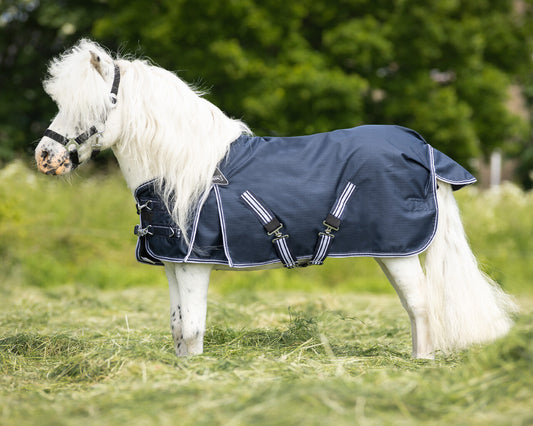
[310, 181, 357, 265]
[241, 190, 298, 269]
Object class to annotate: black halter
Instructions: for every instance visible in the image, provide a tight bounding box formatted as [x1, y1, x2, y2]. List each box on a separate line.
[43, 64, 121, 169]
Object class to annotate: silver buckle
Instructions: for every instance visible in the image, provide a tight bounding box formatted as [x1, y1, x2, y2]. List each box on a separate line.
[268, 223, 289, 242]
[137, 200, 153, 212]
[322, 220, 339, 233]
[65, 138, 80, 153]
[267, 223, 283, 236]
[318, 220, 339, 239]
[135, 225, 153, 237]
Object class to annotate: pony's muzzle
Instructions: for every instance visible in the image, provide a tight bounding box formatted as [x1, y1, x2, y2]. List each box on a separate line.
[35, 141, 73, 175]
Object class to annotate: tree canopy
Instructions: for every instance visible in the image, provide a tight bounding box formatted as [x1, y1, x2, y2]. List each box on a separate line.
[2, 0, 533, 182]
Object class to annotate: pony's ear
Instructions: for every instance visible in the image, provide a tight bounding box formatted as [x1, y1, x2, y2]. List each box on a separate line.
[90, 51, 104, 78]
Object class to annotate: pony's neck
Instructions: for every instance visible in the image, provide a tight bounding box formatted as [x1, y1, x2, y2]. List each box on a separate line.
[112, 59, 250, 234]
[112, 143, 151, 192]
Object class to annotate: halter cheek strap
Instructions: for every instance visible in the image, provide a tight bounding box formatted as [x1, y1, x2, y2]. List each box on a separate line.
[110, 64, 120, 105]
[43, 63, 120, 168]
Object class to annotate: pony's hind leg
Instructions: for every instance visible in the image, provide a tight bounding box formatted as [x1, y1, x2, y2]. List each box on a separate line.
[375, 256, 434, 359]
[164, 263, 212, 357]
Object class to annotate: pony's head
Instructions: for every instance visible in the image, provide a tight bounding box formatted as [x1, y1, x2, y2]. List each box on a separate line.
[35, 39, 120, 175]
[35, 39, 251, 238]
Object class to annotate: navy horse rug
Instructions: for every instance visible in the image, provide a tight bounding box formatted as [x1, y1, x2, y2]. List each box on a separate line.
[134, 125, 476, 268]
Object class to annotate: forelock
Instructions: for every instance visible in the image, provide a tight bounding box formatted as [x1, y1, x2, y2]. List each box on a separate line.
[43, 39, 113, 124]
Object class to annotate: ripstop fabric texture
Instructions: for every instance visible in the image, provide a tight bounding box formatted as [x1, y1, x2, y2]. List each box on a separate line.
[134, 125, 476, 268]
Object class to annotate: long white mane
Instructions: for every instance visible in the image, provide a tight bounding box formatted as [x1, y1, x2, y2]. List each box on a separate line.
[46, 40, 251, 237]
[116, 56, 251, 237]
[44, 40, 116, 127]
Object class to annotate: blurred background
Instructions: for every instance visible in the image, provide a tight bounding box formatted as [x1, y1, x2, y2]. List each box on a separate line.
[1, 0, 533, 294]
[2, 0, 533, 187]
[2, 5, 533, 422]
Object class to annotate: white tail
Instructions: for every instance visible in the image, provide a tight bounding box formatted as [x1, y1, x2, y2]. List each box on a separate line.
[424, 182, 519, 352]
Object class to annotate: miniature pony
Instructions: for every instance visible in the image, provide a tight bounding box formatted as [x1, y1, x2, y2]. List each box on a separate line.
[35, 40, 517, 359]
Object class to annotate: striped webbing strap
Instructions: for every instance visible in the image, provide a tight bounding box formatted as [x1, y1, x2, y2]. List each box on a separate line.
[310, 181, 357, 265]
[241, 191, 298, 269]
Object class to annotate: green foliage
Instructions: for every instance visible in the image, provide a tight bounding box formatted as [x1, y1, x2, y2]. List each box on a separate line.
[92, 0, 533, 166]
[0, 0, 108, 161]
[2, 0, 533, 173]
[0, 161, 165, 290]
[455, 183, 533, 294]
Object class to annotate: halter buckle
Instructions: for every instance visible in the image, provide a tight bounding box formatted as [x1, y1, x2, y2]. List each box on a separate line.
[65, 138, 80, 152]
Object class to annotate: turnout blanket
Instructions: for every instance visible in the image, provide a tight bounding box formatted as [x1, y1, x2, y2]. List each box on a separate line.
[134, 125, 476, 268]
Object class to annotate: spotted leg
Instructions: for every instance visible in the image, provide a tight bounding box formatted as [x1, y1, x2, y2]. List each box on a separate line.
[164, 263, 212, 357]
[375, 256, 434, 359]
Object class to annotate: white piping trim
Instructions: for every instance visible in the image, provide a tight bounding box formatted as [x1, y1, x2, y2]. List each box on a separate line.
[184, 185, 213, 262]
[213, 185, 234, 267]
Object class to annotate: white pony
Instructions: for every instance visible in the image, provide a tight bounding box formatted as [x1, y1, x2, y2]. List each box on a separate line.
[35, 39, 517, 359]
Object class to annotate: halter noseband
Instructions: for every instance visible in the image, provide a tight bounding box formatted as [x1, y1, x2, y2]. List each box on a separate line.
[43, 64, 121, 169]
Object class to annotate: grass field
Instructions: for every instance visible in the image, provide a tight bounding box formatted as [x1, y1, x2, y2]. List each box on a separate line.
[1, 161, 533, 425]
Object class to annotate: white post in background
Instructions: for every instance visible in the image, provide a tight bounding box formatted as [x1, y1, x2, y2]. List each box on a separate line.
[490, 149, 502, 188]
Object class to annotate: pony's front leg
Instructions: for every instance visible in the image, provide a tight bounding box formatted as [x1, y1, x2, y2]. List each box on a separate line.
[164, 263, 212, 357]
[375, 256, 434, 359]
